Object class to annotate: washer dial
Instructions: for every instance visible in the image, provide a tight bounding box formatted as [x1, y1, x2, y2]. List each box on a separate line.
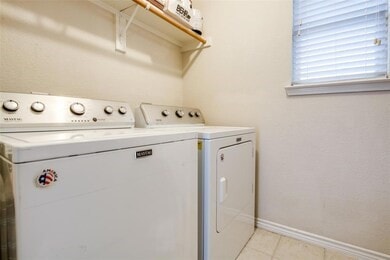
[70, 103, 85, 115]
[3, 100, 19, 112]
[176, 110, 185, 118]
[104, 106, 114, 114]
[162, 110, 170, 117]
[118, 106, 127, 115]
[31, 101, 45, 112]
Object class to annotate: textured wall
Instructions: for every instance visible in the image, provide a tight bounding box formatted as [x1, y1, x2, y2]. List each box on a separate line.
[0, 0, 183, 108]
[184, 0, 390, 255]
[1, 0, 390, 256]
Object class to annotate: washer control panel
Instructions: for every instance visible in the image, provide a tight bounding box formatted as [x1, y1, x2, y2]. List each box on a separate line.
[135, 103, 205, 128]
[0, 92, 134, 132]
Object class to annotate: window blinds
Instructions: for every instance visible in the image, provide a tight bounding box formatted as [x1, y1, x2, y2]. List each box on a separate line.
[292, 0, 389, 84]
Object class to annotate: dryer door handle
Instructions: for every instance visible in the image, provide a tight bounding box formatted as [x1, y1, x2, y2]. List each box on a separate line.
[219, 177, 228, 203]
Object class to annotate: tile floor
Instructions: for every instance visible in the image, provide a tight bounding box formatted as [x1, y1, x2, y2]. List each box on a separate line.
[237, 229, 357, 260]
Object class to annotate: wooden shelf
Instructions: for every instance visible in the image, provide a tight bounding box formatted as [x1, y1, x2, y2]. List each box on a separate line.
[90, 0, 209, 51]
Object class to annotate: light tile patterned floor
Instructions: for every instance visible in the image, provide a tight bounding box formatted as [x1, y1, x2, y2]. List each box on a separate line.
[237, 229, 357, 260]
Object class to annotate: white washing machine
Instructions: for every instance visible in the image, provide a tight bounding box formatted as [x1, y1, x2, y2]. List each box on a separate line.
[135, 103, 256, 260]
[0, 92, 198, 260]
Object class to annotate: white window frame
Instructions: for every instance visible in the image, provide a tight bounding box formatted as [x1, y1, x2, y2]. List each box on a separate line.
[286, 0, 390, 96]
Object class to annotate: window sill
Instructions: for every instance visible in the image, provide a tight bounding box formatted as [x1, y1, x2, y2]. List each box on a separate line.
[285, 78, 390, 96]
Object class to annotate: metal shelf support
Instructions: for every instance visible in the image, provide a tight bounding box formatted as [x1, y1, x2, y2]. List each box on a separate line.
[116, 6, 140, 53]
[181, 37, 212, 53]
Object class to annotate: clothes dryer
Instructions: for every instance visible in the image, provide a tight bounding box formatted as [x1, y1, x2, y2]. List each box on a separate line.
[0, 93, 198, 260]
[135, 103, 256, 260]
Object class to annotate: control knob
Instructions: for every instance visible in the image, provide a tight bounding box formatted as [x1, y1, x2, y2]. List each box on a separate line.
[195, 111, 201, 117]
[175, 110, 185, 118]
[31, 101, 45, 113]
[162, 110, 170, 117]
[2, 100, 19, 112]
[189, 111, 195, 117]
[118, 106, 127, 115]
[104, 106, 114, 114]
[70, 102, 85, 115]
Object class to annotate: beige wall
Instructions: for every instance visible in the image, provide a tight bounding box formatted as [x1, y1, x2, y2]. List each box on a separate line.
[184, 0, 390, 255]
[0, 0, 183, 108]
[1, 0, 390, 256]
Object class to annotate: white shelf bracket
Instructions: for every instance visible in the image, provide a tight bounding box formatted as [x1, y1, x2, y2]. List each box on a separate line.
[116, 5, 140, 53]
[181, 37, 213, 53]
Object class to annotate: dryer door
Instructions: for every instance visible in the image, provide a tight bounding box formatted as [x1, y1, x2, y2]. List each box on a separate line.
[216, 141, 254, 233]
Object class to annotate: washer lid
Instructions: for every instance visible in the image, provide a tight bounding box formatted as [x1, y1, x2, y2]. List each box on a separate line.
[136, 126, 255, 139]
[0, 129, 197, 163]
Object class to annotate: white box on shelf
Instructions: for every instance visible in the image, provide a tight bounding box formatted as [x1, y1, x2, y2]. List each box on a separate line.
[164, 0, 193, 29]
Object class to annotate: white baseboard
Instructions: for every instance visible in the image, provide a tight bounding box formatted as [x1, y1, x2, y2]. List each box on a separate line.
[256, 218, 390, 260]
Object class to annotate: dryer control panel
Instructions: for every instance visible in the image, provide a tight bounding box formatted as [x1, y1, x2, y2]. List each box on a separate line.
[0, 92, 134, 132]
[135, 103, 205, 128]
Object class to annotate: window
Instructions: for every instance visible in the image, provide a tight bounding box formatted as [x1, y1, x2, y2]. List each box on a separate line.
[289, 0, 390, 95]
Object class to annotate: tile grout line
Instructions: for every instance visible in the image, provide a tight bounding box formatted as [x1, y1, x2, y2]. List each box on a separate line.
[243, 229, 283, 259]
[271, 233, 283, 258]
[322, 245, 326, 260]
[247, 228, 353, 260]
[268, 230, 329, 260]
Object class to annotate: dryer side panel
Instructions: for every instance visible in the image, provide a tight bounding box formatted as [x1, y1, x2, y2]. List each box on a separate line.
[0, 156, 17, 260]
[200, 132, 256, 260]
[216, 141, 254, 233]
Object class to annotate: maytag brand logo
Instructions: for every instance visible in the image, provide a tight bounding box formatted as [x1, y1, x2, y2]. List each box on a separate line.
[3, 117, 22, 121]
[136, 149, 153, 159]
